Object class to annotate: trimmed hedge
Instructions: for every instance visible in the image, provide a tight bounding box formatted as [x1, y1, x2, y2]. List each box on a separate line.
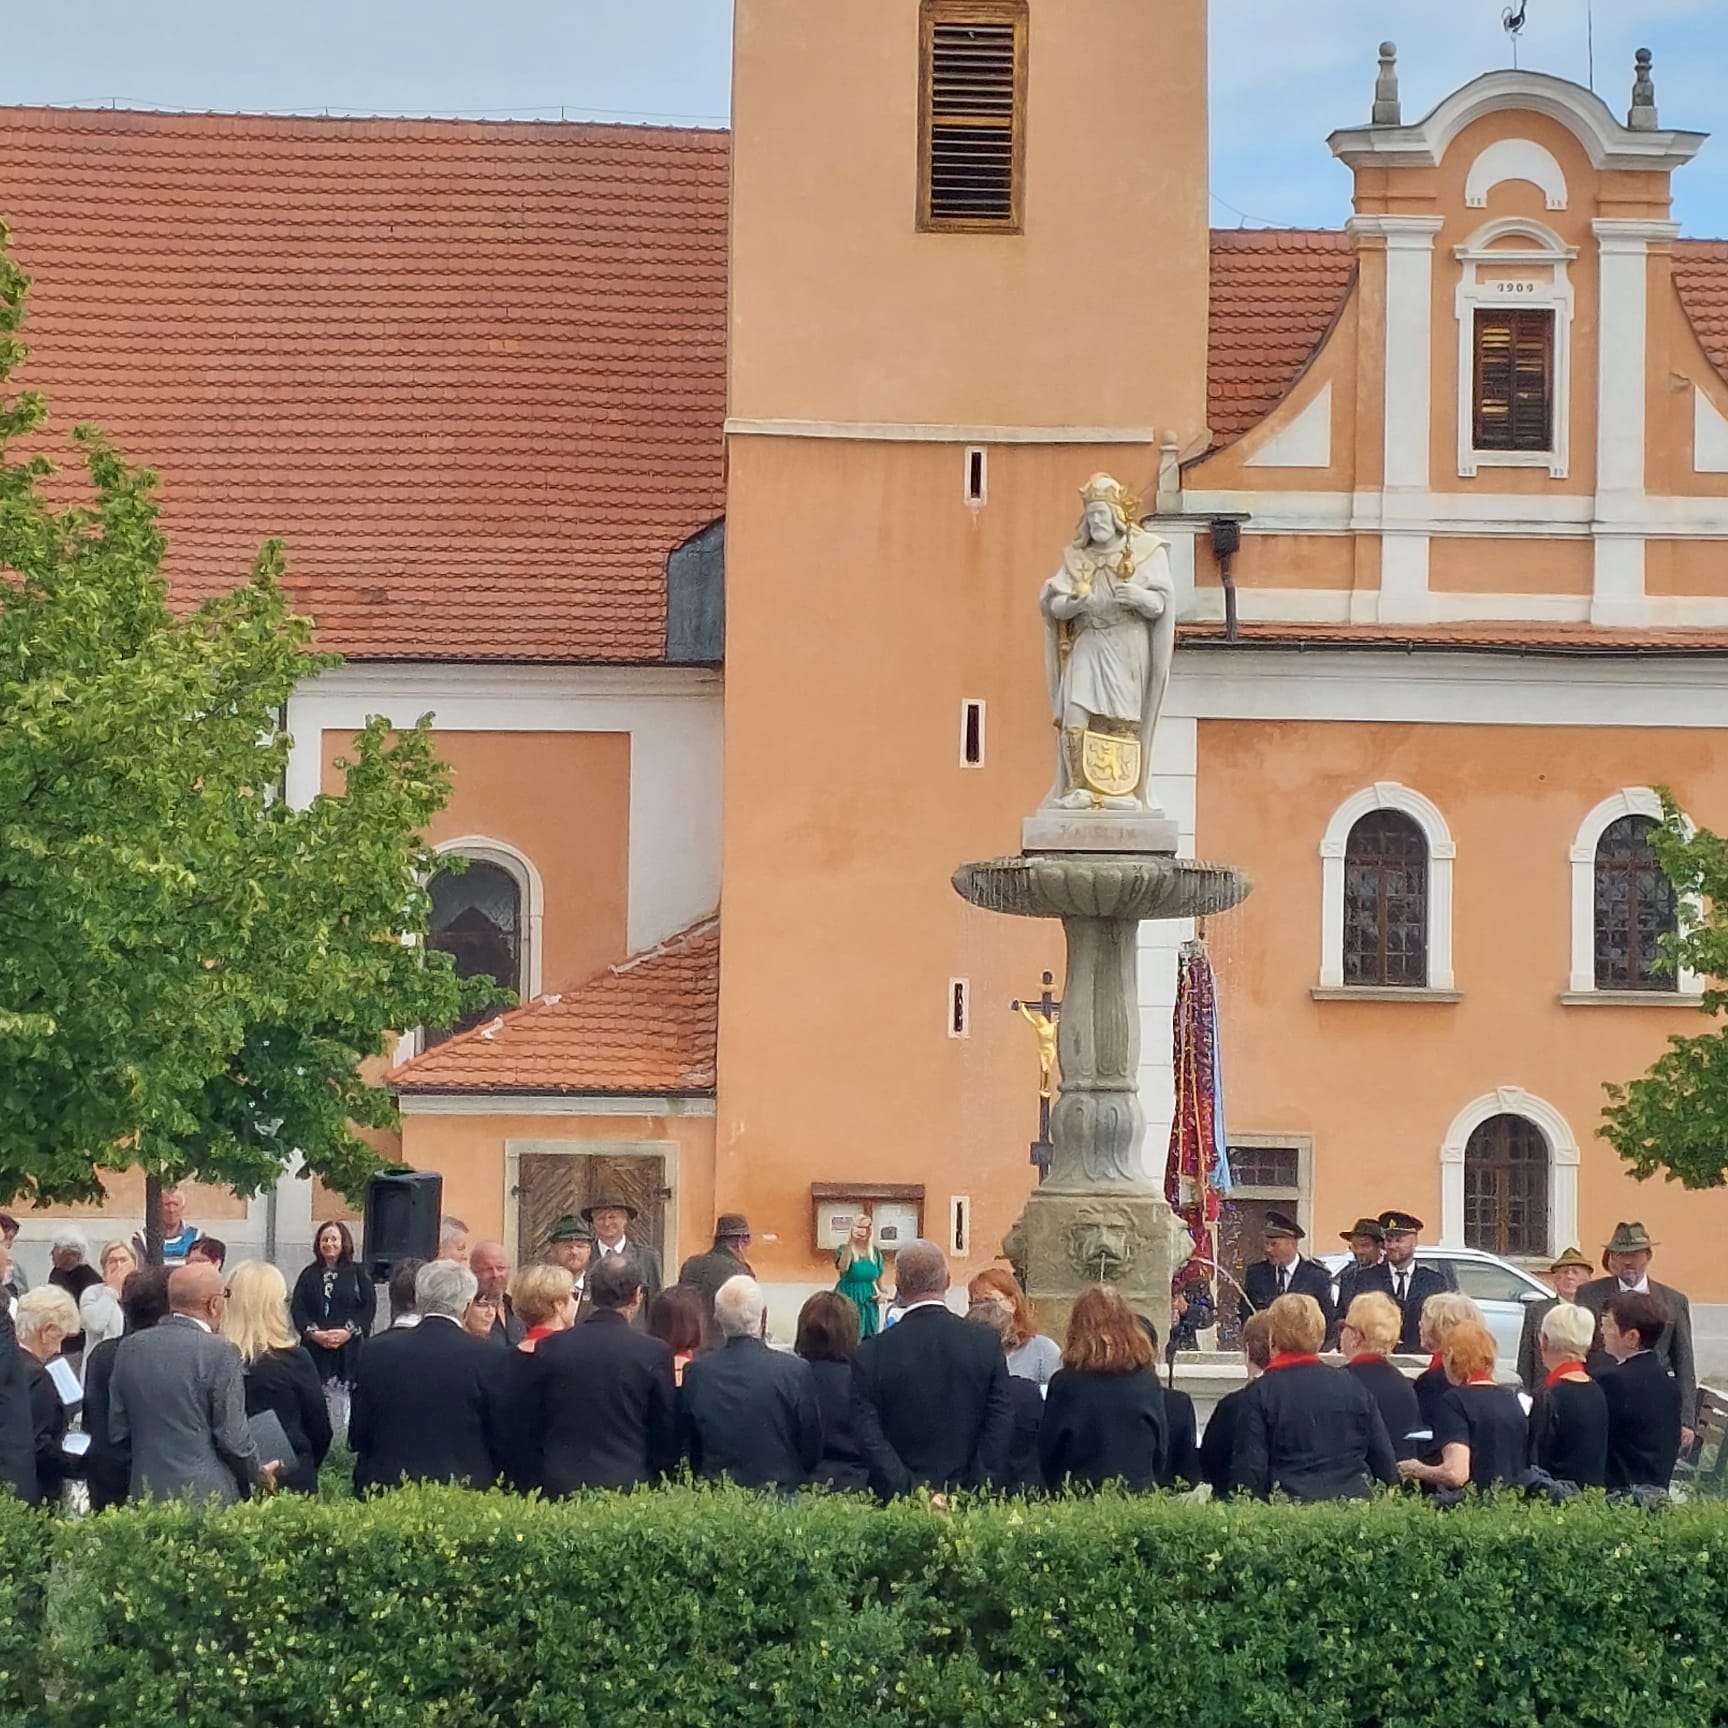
[8, 1488, 1728, 1725]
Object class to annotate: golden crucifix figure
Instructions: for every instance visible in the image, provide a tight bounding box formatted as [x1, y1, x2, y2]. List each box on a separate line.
[1011, 972, 1061, 1101]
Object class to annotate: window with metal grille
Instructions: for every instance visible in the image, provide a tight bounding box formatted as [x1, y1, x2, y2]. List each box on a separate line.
[1343, 810, 1429, 987]
[1463, 1114, 1549, 1256]
[1473, 308, 1554, 452]
[1594, 814, 1677, 991]
[918, 0, 1028, 233]
[425, 859, 521, 1046]
[1226, 1144, 1300, 1190]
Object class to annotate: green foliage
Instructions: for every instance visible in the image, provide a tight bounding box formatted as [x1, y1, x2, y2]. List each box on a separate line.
[1602, 793, 1728, 1188]
[0, 223, 499, 1207]
[7, 1488, 1728, 1726]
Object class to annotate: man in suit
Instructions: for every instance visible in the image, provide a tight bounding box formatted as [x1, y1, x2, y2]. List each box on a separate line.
[469, 1240, 526, 1347]
[1599, 1287, 1684, 1491]
[679, 1274, 820, 1490]
[851, 1239, 1011, 1499]
[1359, 1210, 1451, 1354]
[349, 1259, 509, 1493]
[585, 1196, 663, 1329]
[1579, 1221, 1697, 1445]
[1515, 1245, 1593, 1391]
[108, 1262, 279, 1505]
[545, 1215, 594, 1322]
[0, 1236, 37, 1504]
[1334, 1217, 1385, 1319]
[678, 1213, 756, 1347]
[1237, 1211, 1336, 1342]
[532, 1251, 677, 1493]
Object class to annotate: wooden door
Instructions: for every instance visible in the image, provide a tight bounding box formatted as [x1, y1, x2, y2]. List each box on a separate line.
[514, 1152, 668, 1267]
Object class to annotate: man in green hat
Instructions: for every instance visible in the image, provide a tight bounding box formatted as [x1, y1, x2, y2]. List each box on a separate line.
[1579, 1223, 1696, 1444]
[1515, 1245, 1593, 1391]
[547, 1215, 595, 1325]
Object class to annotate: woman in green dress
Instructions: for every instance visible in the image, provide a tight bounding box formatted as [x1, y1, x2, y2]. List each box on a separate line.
[834, 1215, 884, 1339]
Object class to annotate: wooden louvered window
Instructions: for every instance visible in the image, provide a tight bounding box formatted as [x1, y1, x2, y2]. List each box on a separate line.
[918, 0, 1028, 233]
[1473, 309, 1554, 452]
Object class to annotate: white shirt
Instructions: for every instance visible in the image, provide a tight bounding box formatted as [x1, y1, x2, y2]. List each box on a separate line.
[1618, 1275, 1651, 1295]
[597, 1239, 631, 1259]
[898, 1297, 950, 1316]
[179, 1314, 212, 1334]
[1271, 1256, 1303, 1293]
[1387, 1261, 1415, 1298]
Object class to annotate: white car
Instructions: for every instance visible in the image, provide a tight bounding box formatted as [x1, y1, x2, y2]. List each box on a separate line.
[1318, 1246, 1552, 1365]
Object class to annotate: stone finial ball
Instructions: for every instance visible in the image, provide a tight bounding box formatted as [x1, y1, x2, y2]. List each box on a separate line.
[1380, 41, 1396, 58]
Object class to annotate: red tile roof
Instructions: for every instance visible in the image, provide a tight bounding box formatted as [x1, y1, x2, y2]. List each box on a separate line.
[1674, 240, 1728, 386]
[391, 918, 719, 1095]
[1179, 620, 1728, 654]
[1206, 229, 1355, 446]
[0, 106, 728, 663]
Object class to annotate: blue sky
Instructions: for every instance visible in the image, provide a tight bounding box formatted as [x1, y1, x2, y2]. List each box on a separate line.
[5, 0, 1728, 234]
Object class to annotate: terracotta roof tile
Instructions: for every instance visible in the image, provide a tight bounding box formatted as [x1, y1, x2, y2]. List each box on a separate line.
[1206, 229, 1355, 446]
[1674, 240, 1728, 386]
[391, 918, 718, 1095]
[0, 106, 728, 663]
[1179, 620, 1728, 653]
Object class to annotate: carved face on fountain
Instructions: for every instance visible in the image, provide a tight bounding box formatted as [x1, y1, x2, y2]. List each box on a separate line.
[1066, 1207, 1147, 1283]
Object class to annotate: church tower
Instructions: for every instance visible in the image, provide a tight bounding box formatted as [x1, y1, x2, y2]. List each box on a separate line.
[720, 0, 1213, 1297]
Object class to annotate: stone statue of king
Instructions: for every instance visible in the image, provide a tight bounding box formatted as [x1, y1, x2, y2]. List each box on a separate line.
[1040, 473, 1175, 813]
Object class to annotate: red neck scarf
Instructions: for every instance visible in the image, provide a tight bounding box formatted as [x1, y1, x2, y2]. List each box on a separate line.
[1428, 1353, 1444, 1372]
[1462, 1374, 1496, 1387]
[1544, 1359, 1588, 1389]
[523, 1324, 560, 1346]
[1266, 1351, 1321, 1372]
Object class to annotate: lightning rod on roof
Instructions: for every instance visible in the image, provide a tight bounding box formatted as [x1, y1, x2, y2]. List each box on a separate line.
[1503, 0, 1529, 69]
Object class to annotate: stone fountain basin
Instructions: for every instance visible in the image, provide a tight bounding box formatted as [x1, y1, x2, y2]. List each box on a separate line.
[953, 854, 1251, 922]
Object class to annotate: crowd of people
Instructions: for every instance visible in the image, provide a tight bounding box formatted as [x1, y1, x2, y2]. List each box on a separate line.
[0, 1192, 1699, 1509]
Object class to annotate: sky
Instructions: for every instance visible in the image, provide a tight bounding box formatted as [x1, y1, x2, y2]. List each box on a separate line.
[4, 0, 1728, 234]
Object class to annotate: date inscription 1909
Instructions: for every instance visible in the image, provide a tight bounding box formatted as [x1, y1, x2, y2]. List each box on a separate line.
[1487, 278, 1542, 295]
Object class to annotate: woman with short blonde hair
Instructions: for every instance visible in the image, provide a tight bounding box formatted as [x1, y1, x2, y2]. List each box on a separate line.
[1038, 1286, 1164, 1491]
[1339, 1292, 1423, 1460]
[1228, 1294, 1398, 1502]
[1398, 1319, 1526, 1493]
[509, 1263, 576, 1347]
[16, 1286, 80, 1503]
[80, 1240, 139, 1351]
[1412, 1291, 1484, 1437]
[220, 1261, 330, 1494]
[1528, 1302, 1608, 1488]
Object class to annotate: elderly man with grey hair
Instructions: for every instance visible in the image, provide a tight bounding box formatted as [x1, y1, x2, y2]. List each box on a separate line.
[349, 1258, 508, 1493]
[678, 1275, 820, 1491]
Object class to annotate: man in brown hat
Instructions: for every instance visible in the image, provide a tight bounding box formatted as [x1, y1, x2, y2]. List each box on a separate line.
[678, 1214, 757, 1349]
[1579, 1222, 1696, 1444]
[583, 1197, 663, 1329]
[1335, 1217, 1385, 1319]
[1515, 1245, 1593, 1392]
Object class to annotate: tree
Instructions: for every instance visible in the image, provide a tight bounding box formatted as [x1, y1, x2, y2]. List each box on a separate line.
[0, 225, 498, 1217]
[1601, 793, 1728, 1188]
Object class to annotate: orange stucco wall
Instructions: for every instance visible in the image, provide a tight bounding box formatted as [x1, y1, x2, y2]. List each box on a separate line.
[1197, 716, 1728, 1299]
[1428, 537, 1592, 596]
[22, 1175, 247, 1230]
[729, 0, 1210, 436]
[322, 729, 631, 995]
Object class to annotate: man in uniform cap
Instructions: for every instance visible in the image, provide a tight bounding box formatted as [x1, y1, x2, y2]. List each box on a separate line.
[1360, 1211, 1452, 1354]
[1514, 1246, 1593, 1391]
[1578, 1222, 1696, 1445]
[546, 1215, 595, 1324]
[1335, 1218, 1386, 1320]
[678, 1214, 757, 1349]
[1238, 1211, 1335, 1342]
[583, 1196, 663, 1329]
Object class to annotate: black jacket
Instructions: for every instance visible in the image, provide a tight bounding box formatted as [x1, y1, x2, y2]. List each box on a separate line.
[850, 1303, 1012, 1498]
[242, 1346, 333, 1495]
[1335, 1258, 1383, 1321]
[1601, 1349, 1683, 1491]
[1160, 1387, 1200, 1488]
[290, 1260, 376, 1385]
[1238, 1258, 1337, 1338]
[1199, 1385, 1248, 1497]
[81, 1334, 128, 1511]
[532, 1308, 678, 1495]
[679, 1335, 821, 1491]
[1528, 1373, 1608, 1489]
[0, 1305, 39, 1506]
[21, 1353, 68, 1504]
[1359, 1261, 1452, 1355]
[996, 1376, 1045, 1494]
[677, 1247, 755, 1349]
[348, 1317, 507, 1493]
[1431, 1382, 1528, 1490]
[1039, 1366, 1166, 1492]
[1345, 1355, 1424, 1461]
[805, 1357, 870, 1493]
[1229, 1360, 1399, 1501]
[1580, 1276, 1696, 1425]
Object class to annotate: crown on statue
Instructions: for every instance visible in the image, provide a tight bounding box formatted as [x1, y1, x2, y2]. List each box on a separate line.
[1079, 472, 1142, 523]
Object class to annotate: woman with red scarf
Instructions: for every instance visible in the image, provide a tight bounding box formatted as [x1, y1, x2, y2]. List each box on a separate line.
[1228, 1294, 1399, 1501]
[1527, 1301, 1607, 1488]
[1339, 1291, 1423, 1461]
[1399, 1321, 1527, 1492]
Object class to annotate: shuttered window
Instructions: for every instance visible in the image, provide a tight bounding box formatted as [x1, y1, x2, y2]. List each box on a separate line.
[918, 0, 1028, 233]
[1473, 308, 1554, 452]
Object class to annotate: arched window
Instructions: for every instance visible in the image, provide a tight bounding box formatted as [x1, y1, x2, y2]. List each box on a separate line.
[425, 859, 522, 1046]
[1343, 810, 1428, 987]
[1463, 1114, 1549, 1257]
[1594, 815, 1676, 991]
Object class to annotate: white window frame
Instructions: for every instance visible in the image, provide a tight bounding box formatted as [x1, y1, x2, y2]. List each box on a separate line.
[1453, 216, 1576, 479]
[1567, 789, 1702, 998]
[1318, 783, 1456, 991]
[1438, 1087, 1578, 1259]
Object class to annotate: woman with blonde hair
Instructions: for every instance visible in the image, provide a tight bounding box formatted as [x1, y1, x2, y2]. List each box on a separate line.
[967, 1266, 1062, 1387]
[1339, 1291, 1423, 1460]
[834, 1215, 884, 1340]
[1039, 1284, 1165, 1491]
[1398, 1319, 1526, 1493]
[1229, 1293, 1398, 1502]
[15, 1286, 80, 1504]
[78, 1240, 139, 1352]
[222, 1260, 331, 1494]
[508, 1263, 576, 1353]
[1412, 1291, 1485, 1438]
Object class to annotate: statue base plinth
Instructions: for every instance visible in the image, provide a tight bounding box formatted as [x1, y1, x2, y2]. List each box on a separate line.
[1006, 1183, 1191, 1345]
[1022, 810, 1179, 855]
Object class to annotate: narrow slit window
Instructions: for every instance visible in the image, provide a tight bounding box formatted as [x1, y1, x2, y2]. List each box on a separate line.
[961, 699, 985, 766]
[965, 446, 988, 504]
[950, 1195, 972, 1258]
[1473, 308, 1554, 452]
[918, 0, 1029, 233]
[948, 977, 971, 1038]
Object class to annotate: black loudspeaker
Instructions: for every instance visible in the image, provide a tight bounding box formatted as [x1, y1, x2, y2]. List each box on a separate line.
[363, 1169, 443, 1280]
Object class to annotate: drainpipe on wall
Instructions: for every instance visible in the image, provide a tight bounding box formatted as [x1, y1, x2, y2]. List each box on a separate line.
[1208, 515, 1247, 642]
